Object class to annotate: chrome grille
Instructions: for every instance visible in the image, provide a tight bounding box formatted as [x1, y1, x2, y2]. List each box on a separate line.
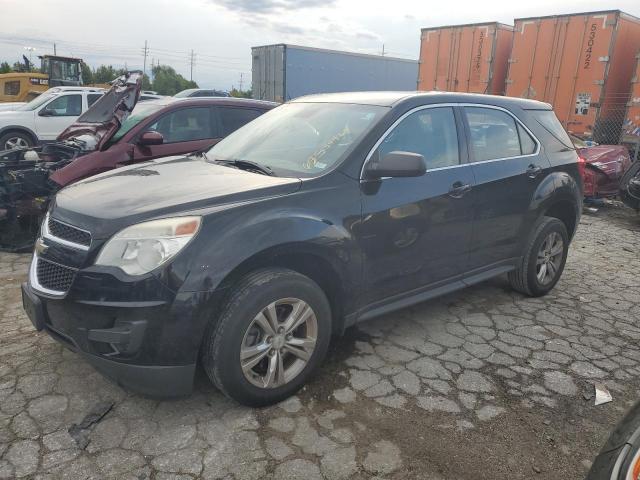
[35, 258, 76, 293]
[47, 217, 91, 248]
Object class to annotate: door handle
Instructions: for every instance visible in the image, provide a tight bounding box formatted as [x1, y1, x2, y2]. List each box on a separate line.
[526, 164, 543, 178]
[448, 181, 472, 198]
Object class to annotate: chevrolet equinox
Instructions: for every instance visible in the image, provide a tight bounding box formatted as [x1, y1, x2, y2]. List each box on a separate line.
[22, 92, 582, 406]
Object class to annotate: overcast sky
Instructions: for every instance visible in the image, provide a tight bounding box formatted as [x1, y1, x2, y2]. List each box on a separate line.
[1, 0, 638, 90]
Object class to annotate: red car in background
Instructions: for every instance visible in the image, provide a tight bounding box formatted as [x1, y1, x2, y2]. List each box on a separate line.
[572, 134, 632, 199]
[0, 73, 276, 250]
[50, 85, 276, 187]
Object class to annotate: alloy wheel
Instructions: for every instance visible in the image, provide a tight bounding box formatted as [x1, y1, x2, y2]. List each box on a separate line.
[4, 136, 29, 150]
[536, 231, 564, 285]
[240, 297, 318, 389]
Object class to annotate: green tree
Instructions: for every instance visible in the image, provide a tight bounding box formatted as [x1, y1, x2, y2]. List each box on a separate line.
[80, 62, 93, 85]
[142, 73, 152, 90]
[0, 62, 11, 74]
[151, 65, 198, 95]
[230, 88, 252, 99]
[93, 65, 126, 84]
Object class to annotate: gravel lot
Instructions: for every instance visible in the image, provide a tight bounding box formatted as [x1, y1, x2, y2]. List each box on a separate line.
[1, 204, 639, 480]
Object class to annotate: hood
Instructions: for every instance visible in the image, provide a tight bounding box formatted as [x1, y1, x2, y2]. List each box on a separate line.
[56, 71, 142, 151]
[0, 102, 25, 112]
[577, 145, 631, 179]
[54, 156, 301, 236]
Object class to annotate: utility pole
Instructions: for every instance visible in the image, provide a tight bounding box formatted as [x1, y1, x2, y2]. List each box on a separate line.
[189, 50, 196, 82]
[381, 44, 385, 56]
[142, 40, 149, 77]
[53, 43, 57, 55]
[239, 72, 244, 91]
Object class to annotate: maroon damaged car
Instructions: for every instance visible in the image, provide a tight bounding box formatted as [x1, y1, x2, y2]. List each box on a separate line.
[0, 72, 276, 250]
[571, 134, 632, 199]
[50, 88, 276, 186]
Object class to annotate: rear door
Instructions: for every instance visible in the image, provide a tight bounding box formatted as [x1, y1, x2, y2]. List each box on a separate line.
[132, 106, 218, 161]
[358, 105, 476, 306]
[463, 105, 549, 271]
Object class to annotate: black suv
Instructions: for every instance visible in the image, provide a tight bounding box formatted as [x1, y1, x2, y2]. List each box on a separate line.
[22, 92, 582, 406]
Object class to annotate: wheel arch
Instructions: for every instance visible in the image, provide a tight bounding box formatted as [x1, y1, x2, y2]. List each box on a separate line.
[0, 125, 38, 146]
[543, 199, 579, 239]
[529, 171, 582, 240]
[215, 243, 348, 335]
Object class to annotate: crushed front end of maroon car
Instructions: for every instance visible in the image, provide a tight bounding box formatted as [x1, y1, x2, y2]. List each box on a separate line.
[578, 144, 632, 199]
[0, 72, 141, 251]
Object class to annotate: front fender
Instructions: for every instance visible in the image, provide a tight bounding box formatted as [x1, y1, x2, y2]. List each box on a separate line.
[180, 208, 356, 292]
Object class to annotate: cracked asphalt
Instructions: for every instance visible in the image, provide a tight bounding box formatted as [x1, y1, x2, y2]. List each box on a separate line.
[1, 204, 639, 479]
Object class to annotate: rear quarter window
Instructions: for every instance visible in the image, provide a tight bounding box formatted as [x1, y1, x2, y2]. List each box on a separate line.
[531, 110, 574, 149]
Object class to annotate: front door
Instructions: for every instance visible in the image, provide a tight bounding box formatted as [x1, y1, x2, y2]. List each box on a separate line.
[34, 93, 83, 140]
[132, 106, 219, 161]
[462, 105, 550, 271]
[358, 105, 476, 307]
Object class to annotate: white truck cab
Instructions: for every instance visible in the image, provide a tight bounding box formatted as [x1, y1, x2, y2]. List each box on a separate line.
[0, 87, 105, 149]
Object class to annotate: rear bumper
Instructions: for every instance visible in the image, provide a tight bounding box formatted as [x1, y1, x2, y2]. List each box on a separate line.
[22, 280, 198, 397]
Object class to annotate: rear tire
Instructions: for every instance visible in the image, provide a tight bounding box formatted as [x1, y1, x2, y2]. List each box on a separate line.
[0, 131, 34, 150]
[620, 161, 640, 210]
[508, 216, 569, 297]
[201, 268, 332, 407]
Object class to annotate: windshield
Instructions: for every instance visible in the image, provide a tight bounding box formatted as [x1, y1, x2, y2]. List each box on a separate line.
[17, 92, 58, 111]
[206, 102, 387, 177]
[109, 102, 165, 143]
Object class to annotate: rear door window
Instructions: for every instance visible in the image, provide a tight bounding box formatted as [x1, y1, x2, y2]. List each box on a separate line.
[376, 106, 460, 169]
[517, 123, 537, 155]
[465, 107, 522, 161]
[217, 107, 263, 136]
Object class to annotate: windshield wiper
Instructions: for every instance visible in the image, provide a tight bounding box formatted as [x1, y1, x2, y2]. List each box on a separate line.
[212, 159, 274, 176]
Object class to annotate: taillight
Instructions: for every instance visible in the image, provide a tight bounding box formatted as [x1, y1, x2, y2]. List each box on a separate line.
[578, 156, 595, 196]
[577, 155, 586, 178]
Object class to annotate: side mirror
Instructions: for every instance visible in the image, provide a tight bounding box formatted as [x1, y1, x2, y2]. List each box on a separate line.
[138, 131, 164, 146]
[38, 109, 54, 117]
[364, 151, 427, 179]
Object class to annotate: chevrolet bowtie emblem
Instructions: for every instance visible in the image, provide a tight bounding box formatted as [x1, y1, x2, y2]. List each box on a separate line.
[35, 238, 49, 256]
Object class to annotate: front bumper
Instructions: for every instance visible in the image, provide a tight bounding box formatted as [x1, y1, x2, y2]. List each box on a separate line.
[22, 271, 206, 398]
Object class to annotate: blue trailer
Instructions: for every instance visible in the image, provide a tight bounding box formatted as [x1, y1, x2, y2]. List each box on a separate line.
[251, 44, 418, 102]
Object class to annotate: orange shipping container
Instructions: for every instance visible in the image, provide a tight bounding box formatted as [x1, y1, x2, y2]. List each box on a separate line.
[506, 10, 640, 142]
[623, 52, 640, 145]
[418, 22, 513, 95]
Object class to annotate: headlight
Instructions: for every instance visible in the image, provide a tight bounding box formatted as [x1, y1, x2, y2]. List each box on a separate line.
[95, 216, 201, 275]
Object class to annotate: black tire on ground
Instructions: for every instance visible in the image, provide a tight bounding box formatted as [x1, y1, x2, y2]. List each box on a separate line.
[585, 401, 640, 480]
[619, 161, 640, 210]
[508, 216, 569, 297]
[0, 131, 34, 150]
[201, 268, 332, 407]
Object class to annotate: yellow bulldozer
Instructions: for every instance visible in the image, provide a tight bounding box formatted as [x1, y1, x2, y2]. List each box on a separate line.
[0, 55, 108, 104]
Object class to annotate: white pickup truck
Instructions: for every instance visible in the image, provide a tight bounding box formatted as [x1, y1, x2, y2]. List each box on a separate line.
[0, 86, 104, 149]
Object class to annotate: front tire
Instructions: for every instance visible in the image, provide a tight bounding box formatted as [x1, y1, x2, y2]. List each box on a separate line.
[201, 268, 332, 407]
[0, 131, 34, 150]
[508, 216, 569, 297]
